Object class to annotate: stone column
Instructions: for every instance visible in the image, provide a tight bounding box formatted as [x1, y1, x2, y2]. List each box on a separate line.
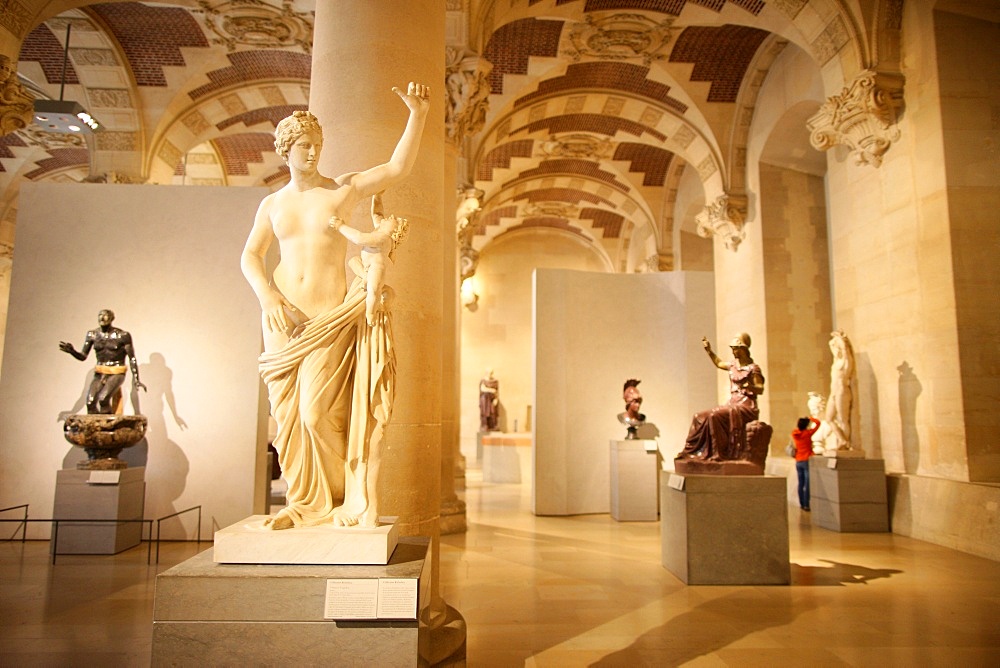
[311, 0, 444, 538]
[310, 3, 464, 664]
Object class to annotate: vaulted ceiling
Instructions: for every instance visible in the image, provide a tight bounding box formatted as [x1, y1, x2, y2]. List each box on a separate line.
[1, 0, 898, 271]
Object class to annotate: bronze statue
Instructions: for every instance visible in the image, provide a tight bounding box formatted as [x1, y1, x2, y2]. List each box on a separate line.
[675, 333, 771, 475]
[618, 378, 645, 439]
[59, 309, 146, 414]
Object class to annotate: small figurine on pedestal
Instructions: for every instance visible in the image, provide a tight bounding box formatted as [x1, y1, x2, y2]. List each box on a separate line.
[617, 379, 646, 440]
[479, 369, 499, 432]
[674, 333, 772, 475]
[58, 309, 147, 469]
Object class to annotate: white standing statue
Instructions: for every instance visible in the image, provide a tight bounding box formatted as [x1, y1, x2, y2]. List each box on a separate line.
[806, 391, 834, 454]
[825, 330, 856, 452]
[240, 82, 430, 530]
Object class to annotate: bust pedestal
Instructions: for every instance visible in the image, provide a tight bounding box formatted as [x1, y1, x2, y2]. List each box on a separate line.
[610, 439, 659, 521]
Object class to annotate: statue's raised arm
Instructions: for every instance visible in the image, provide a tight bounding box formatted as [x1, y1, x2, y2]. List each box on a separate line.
[348, 82, 430, 199]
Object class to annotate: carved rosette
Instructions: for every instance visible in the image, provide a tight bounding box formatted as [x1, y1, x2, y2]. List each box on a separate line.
[445, 48, 492, 145]
[696, 194, 748, 252]
[197, 0, 313, 52]
[807, 70, 902, 167]
[564, 13, 675, 64]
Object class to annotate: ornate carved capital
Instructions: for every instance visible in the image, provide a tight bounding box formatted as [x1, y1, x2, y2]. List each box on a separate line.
[0, 55, 34, 137]
[445, 48, 492, 145]
[807, 70, 903, 167]
[696, 193, 748, 252]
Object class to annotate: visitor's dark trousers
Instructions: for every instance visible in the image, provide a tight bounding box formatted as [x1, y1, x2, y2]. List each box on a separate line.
[796, 460, 810, 509]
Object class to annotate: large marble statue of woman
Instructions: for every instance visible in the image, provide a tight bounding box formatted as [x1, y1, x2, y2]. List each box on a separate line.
[675, 333, 765, 467]
[240, 82, 430, 530]
[826, 330, 855, 450]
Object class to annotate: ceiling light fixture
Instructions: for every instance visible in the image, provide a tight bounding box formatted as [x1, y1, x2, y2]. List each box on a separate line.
[32, 23, 100, 134]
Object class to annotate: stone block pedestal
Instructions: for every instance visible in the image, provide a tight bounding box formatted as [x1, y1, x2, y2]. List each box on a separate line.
[51, 466, 145, 554]
[481, 432, 531, 484]
[152, 538, 430, 667]
[610, 440, 659, 521]
[810, 457, 889, 532]
[660, 472, 789, 585]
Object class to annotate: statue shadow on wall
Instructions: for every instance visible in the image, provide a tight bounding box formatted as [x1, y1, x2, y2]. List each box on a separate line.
[897, 361, 921, 475]
[856, 352, 881, 459]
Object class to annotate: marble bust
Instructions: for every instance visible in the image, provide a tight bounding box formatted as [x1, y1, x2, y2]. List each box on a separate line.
[240, 82, 430, 530]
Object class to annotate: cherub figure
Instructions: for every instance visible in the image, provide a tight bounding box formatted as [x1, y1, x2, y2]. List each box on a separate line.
[330, 192, 409, 327]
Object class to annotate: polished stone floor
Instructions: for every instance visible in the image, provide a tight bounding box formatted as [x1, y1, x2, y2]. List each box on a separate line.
[2, 473, 999, 666]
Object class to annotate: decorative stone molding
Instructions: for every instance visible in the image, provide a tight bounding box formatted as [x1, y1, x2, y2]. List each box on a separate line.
[564, 13, 675, 65]
[0, 56, 33, 137]
[0, 0, 31, 38]
[445, 48, 491, 145]
[197, 0, 313, 53]
[538, 133, 612, 161]
[696, 193, 749, 252]
[456, 187, 483, 280]
[807, 70, 903, 167]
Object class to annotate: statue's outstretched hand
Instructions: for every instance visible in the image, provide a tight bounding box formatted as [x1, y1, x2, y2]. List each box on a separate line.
[392, 82, 430, 115]
[58, 341, 75, 354]
[701, 337, 712, 353]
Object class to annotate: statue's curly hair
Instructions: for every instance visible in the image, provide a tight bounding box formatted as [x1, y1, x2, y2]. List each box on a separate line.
[274, 110, 323, 159]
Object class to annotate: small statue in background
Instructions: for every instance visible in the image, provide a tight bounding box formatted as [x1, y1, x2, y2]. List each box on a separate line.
[479, 369, 499, 431]
[618, 378, 645, 440]
[59, 309, 146, 414]
[675, 333, 771, 475]
[826, 330, 855, 451]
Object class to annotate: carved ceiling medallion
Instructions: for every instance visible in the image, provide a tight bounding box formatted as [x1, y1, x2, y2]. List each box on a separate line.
[18, 126, 86, 150]
[198, 0, 313, 53]
[539, 133, 613, 161]
[564, 13, 675, 64]
[524, 202, 580, 219]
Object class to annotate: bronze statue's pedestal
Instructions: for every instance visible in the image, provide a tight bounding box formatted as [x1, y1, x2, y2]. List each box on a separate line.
[660, 471, 789, 585]
[152, 539, 429, 667]
[610, 440, 659, 521]
[809, 457, 889, 532]
[51, 466, 145, 554]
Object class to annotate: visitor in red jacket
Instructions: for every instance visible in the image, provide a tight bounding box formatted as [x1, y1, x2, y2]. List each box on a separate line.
[792, 416, 820, 510]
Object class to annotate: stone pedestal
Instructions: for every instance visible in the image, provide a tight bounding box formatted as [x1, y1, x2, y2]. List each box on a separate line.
[51, 466, 145, 554]
[213, 516, 399, 565]
[152, 538, 430, 667]
[481, 433, 531, 484]
[610, 440, 659, 521]
[810, 456, 889, 532]
[660, 472, 789, 585]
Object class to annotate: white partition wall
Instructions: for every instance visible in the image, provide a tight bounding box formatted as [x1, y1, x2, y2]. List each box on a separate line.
[0, 183, 268, 540]
[532, 269, 716, 516]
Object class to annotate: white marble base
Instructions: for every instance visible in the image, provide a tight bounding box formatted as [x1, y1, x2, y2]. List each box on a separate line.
[610, 440, 659, 521]
[213, 515, 399, 565]
[822, 448, 866, 459]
